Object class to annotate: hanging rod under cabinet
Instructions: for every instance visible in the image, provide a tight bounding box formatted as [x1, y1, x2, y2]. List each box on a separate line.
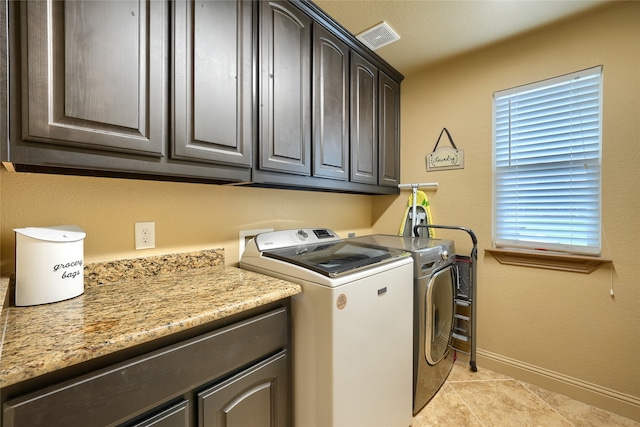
[397, 182, 439, 190]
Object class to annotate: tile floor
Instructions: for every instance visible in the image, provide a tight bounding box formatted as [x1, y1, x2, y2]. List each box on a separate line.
[412, 360, 640, 427]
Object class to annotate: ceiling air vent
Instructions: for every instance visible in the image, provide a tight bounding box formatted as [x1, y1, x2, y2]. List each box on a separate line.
[356, 21, 400, 51]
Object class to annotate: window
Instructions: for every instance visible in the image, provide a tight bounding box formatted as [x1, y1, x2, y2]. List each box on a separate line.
[493, 66, 602, 256]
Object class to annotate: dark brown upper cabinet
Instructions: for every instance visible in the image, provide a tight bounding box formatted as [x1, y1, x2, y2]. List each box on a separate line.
[18, 0, 167, 156]
[2, 0, 402, 193]
[5, 0, 251, 183]
[312, 24, 349, 181]
[378, 71, 401, 188]
[350, 52, 378, 185]
[253, 1, 402, 194]
[258, 0, 312, 176]
[172, 0, 252, 168]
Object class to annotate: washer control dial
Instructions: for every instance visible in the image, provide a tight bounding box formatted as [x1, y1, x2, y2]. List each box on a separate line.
[296, 229, 309, 240]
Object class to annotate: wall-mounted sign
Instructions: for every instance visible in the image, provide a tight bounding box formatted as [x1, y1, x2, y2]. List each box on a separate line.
[426, 128, 465, 171]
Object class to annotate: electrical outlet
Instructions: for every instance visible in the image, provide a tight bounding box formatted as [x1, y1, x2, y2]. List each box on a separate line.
[135, 222, 155, 250]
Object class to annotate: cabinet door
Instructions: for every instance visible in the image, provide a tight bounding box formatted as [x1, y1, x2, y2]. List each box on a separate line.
[172, 0, 252, 167]
[259, 1, 311, 175]
[350, 52, 378, 185]
[378, 71, 401, 187]
[19, 0, 167, 156]
[199, 351, 289, 427]
[312, 25, 349, 180]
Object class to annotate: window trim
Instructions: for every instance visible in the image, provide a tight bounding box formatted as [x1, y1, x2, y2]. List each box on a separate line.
[485, 248, 611, 274]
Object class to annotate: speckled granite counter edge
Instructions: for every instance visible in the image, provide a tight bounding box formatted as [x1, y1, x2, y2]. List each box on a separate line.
[0, 249, 302, 388]
[0, 276, 10, 365]
[0, 278, 8, 304]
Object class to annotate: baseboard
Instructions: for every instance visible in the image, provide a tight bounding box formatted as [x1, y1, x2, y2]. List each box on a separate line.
[474, 349, 640, 422]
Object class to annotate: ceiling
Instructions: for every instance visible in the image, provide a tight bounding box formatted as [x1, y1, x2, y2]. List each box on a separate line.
[312, 0, 613, 76]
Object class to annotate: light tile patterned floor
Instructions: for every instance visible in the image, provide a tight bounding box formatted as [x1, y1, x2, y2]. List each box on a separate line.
[412, 360, 640, 427]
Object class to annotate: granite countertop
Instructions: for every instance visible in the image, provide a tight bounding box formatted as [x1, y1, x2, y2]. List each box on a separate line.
[0, 249, 301, 389]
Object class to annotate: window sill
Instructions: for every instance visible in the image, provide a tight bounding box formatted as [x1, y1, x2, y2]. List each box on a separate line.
[485, 248, 611, 274]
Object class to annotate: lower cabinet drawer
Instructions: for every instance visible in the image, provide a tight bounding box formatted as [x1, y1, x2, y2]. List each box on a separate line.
[3, 308, 288, 427]
[131, 401, 190, 427]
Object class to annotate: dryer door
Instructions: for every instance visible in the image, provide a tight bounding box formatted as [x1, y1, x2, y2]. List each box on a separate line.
[425, 265, 455, 365]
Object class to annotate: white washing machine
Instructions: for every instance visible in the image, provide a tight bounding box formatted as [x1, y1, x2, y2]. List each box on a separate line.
[240, 229, 414, 427]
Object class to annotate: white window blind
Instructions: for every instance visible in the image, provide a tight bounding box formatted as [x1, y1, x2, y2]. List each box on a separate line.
[493, 66, 602, 255]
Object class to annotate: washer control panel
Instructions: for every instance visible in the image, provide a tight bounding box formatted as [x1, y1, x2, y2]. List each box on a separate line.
[254, 228, 339, 251]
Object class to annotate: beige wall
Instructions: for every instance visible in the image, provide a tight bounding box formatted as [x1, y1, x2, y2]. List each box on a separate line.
[372, 1, 639, 419]
[1, 0, 638, 421]
[0, 172, 374, 270]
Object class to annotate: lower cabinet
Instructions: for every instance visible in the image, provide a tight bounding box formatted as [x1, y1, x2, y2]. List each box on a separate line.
[130, 351, 288, 427]
[199, 352, 288, 427]
[2, 308, 290, 427]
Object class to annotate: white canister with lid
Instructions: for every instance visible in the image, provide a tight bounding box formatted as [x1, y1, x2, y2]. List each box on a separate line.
[14, 225, 86, 306]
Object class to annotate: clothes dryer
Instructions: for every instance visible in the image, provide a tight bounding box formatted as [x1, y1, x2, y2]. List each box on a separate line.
[349, 234, 456, 414]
